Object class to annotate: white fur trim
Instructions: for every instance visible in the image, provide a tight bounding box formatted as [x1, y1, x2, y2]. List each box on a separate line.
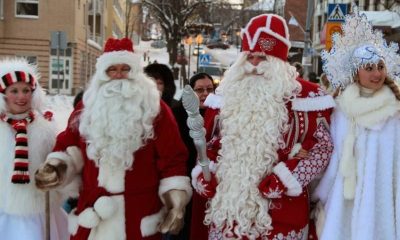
[288, 143, 302, 159]
[140, 207, 167, 237]
[292, 95, 336, 111]
[68, 208, 79, 235]
[78, 207, 100, 229]
[204, 93, 223, 109]
[158, 176, 193, 204]
[191, 161, 217, 191]
[93, 196, 117, 220]
[273, 162, 302, 196]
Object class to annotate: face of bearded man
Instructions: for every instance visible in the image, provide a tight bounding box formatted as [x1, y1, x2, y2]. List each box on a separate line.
[79, 71, 160, 171]
[204, 53, 300, 239]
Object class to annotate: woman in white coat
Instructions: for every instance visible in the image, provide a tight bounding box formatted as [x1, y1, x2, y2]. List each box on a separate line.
[313, 5, 400, 240]
[0, 58, 68, 239]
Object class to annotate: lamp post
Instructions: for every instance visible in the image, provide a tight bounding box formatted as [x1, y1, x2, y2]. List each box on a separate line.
[236, 30, 241, 52]
[196, 34, 203, 73]
[185, 36, 193, 80]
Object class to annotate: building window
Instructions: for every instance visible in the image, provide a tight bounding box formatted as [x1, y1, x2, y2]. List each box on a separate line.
[0, 0, 4, 20]
[17, 55, 37, 64]
[16, 0, 39, 18]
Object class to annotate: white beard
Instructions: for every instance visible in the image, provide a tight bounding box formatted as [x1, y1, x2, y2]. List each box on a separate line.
[79, 76, 160, 171]
[204, 54, 301, 239]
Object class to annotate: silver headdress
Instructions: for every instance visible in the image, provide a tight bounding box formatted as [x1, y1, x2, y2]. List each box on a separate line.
[322, 4, 400, 89]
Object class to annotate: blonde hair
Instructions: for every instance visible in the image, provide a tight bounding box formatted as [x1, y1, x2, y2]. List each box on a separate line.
[384, 77, 400, 101]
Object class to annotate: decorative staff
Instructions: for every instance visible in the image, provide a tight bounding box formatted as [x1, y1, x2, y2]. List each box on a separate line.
[181, 85, 211, 181]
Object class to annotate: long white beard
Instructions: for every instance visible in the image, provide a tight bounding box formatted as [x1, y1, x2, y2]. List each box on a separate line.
[79, 77, 160, 170]
[204, 54, 300, 239]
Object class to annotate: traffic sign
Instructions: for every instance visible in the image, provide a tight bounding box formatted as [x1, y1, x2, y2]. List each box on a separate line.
[199, 54, 211, 65]
[327, 3, 347, 22]
[325, 22, 343, 50]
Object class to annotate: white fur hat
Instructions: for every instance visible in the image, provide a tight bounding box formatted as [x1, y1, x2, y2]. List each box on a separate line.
[0, 57, 46, 113]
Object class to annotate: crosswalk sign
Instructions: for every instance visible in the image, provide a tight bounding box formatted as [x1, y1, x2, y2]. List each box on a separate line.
[199, 54, 211, 65]
[328, 3, 347, 22]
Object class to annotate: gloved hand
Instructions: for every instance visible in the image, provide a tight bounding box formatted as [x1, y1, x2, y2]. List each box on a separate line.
[258, 173, 287, 199]
[35, 158, 67, 191]
[194, 172, 217, 199]
[159, 190, 189, 235]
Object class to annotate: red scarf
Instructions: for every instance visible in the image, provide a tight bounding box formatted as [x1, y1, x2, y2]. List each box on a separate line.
[1, 111, 35, 184]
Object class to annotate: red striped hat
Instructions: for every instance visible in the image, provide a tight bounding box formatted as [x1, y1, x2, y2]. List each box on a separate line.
[241, 14, 291, 61]
[0, 58, 38, 93]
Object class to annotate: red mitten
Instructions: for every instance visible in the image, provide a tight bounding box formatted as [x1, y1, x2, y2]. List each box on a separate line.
[195, 173, 218, 199]
[258, 173, 287, 199]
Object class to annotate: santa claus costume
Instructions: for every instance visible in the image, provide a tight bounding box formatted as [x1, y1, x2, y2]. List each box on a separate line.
[313, 5, 400, 240]
[35, 38, 192, 240]
[0, 58, 68, 240]
[191, 14, 335, 239]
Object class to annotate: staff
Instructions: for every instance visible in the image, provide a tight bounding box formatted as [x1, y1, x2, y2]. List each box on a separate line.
[181, 85, 211, 181]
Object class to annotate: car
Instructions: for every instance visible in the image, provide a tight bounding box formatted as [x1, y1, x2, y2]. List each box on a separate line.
[206, 41, 230, 49]
[198, 64, 228, 86]
[193, 46, 206, 56]
[151, 40, 166, 48]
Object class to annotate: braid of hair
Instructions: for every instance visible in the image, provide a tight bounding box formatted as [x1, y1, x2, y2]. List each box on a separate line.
[385, 77, 400, 101]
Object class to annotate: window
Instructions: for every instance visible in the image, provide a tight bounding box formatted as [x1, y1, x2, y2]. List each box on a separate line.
[0, 0, 4, 20]
[16, 0, 38, 18]
[17, 55, 37, 65]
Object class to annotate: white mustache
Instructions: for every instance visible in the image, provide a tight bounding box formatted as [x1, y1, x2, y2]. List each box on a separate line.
[243, 61, 270, 75]
[101, 79, 137, 98]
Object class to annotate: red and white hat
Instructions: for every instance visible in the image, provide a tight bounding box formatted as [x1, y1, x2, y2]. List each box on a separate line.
[241, 14, 291, 61]
[96, 38, 138, 81]
[0, 58, 38, 93]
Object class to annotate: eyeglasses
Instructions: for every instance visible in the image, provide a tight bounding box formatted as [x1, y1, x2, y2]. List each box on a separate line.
[193, 87, 214, 94]
[106, 66, 131, 77]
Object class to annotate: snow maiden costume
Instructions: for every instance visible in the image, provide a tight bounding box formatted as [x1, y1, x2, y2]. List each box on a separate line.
[313, 5, 400, 240]
[34, 38, 192, 240]
[0, 58, 68, 240]
[191, 14, 335, 240]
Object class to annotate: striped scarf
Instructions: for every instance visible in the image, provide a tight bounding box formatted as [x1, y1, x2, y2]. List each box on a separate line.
[1, 111, 35, 184]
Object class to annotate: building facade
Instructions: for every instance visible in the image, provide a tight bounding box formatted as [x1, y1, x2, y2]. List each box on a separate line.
[0, 0, 140, 95]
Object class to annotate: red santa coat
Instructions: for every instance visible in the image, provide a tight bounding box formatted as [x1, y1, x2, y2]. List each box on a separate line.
[191, 79, 335, 239]
[49, 101, 191, 240]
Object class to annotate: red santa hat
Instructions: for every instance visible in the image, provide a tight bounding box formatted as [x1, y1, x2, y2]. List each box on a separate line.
[95, 38, 138, 80]
[0, 58, 37, 93]
[241, 14, 291, 61]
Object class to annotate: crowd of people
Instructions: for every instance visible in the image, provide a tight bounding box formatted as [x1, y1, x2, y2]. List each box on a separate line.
[0, 4, 399, 240]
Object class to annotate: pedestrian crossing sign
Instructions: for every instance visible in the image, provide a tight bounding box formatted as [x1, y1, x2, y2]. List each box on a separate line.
[327, 3, 347, 22]
[199, 54, 211, 65]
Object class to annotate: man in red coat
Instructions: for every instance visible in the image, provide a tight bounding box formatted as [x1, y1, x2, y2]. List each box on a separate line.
[191, 14, 335, 239]
[34, 38, 192, 240]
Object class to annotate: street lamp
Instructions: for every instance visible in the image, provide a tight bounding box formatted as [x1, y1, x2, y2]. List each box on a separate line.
[236, 30, 241, 52]
[196, 34, 203, 73]
[185, 36, 193, 80]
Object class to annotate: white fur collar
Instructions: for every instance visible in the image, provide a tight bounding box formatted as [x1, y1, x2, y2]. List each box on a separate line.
[338, 84, 400, 129]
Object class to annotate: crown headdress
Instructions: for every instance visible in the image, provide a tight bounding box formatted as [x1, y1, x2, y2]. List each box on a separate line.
[322, 3, 400, 89]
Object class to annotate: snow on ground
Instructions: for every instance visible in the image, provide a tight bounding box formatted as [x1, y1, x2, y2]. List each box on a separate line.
[46, 40, 239, 131]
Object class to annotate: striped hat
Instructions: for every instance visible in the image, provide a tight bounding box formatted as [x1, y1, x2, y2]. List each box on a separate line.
[0, 58, 38, 93]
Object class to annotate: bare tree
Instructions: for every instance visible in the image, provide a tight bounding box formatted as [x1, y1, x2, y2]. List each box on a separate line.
[141, 0, 210, 66]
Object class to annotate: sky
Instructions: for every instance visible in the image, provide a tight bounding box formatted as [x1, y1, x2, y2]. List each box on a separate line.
[47, 40, 239, 131]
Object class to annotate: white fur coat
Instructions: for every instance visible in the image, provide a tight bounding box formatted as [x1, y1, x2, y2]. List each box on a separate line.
[313, 90, 400, 240]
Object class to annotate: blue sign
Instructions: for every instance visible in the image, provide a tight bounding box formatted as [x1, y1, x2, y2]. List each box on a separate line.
[199, 54, 211, 65]
[327, 3, 347, 22]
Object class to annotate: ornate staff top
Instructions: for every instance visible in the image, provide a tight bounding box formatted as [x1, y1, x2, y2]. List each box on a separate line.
[182, 85, 211, 181]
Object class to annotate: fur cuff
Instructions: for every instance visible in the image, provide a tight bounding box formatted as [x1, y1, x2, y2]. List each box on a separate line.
[288, 143, 302, 159]
[140, 207, 167, 237]
[191, 161, 217, 191]
[292, 95, 335, 112]
[204, 93, 222, 109]
[159, 176, 193, 204]
[94, 196, 117, 220]
[273, 162, 302, 196]
[78, 207, 100, 229]
[47, 146, 84, 174]
[68, 209, 79, 235]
